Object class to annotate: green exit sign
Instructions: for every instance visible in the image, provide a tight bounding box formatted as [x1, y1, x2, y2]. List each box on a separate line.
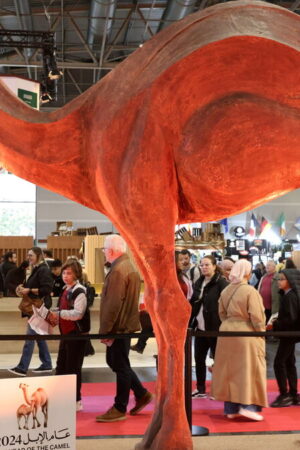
[18, 88, 38, 108]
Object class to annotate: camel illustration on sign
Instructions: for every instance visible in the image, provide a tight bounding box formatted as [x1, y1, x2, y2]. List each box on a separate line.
[17, 403, 33, 430]
[19, 383, 48, 429]
[1, 1, 300, 448]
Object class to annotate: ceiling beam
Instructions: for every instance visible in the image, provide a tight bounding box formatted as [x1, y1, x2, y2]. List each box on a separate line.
[290, 0, 300, 10]
[66, 12, 98, 64]
[66, 69, 82, 94]
[0, 59, 117, 70]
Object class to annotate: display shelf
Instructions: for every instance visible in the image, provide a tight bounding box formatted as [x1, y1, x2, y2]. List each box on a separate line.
[175, 240, 225, 250]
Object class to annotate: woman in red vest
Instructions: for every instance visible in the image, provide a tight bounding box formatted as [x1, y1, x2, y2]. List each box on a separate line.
[53, 259, 90, 412]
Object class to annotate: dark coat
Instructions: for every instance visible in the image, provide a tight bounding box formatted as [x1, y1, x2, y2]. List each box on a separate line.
[190, 272, 228, 331]
[25, 262, 53, 308]
[52, 274, 65, 297]
[4, 266, 27, 296]
[273, 268, 300, 334]
[1, 260, 16, 278]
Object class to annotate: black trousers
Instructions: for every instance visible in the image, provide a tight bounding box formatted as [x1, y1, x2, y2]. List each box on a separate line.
[56, 332, 86, 401]
[265, 308, 272, 324]
[194, 335, 217, 393]
[135, 335, 149, 351]
[106, 337, 147, 413]
[274, 338, 298, 396]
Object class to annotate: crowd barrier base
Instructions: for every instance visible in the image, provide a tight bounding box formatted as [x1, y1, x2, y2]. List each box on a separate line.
[192, 425, 209, 436]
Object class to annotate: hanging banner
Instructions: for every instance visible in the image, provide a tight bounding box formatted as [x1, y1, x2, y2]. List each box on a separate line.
[0, 375, 76, 450]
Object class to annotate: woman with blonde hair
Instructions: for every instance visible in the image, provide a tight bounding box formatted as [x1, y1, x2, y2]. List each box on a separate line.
[211, 259, 267, 421]
[9, 247, 53, 376]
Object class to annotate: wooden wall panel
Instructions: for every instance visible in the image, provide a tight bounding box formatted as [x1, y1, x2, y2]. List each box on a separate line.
[84, 235, 105, 284]
[0, 236, 34, 264]
[47, 235, 84, 263]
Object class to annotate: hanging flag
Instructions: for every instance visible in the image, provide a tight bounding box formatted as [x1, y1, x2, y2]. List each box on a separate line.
[249, 213, 259, 237]
[219, 218, 228, 233]
[260, 216, 272, 236]
[277, 213, 286, 237]
[295, 217, 300, 231]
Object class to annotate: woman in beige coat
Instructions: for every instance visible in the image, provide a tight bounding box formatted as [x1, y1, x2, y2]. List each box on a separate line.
[211, 259, 268, 421]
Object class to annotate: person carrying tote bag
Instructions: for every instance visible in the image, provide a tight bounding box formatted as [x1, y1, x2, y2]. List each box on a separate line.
[8, 247, 54, 377]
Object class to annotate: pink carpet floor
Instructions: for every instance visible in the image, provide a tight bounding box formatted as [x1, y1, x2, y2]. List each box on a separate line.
[77, 380, 300, 437]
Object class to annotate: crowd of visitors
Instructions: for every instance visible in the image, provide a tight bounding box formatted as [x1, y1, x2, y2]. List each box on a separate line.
[1, 242, 300, 423]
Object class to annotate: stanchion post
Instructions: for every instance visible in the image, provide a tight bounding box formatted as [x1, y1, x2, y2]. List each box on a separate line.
[184, 328, 193, 429]
[184, 329, 209, 437]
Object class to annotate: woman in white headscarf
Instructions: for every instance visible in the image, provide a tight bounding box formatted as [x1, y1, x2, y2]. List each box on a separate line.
[211, 259, 268, 421]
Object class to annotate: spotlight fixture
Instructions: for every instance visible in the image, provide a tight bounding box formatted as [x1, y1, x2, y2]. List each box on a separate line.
[48, 68, 63, 80]
[40, 80, 55, 104]
[43, 48, 63, 81]
[40, 91, 52, 104]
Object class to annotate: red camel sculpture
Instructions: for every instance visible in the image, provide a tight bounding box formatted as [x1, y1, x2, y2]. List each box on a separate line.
[0, 1, 300, 447]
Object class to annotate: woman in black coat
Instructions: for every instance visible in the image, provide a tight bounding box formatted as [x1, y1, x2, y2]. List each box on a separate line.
[8, 247, 53, 376]
[269, 268, 300, 407]
[190, 255, 228, 397]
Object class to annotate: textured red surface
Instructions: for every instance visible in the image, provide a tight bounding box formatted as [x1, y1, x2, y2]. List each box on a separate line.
[0, 1, 300, 448]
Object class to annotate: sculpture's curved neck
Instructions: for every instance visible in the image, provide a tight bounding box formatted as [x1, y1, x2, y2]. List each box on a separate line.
[0, 83, 104, 213]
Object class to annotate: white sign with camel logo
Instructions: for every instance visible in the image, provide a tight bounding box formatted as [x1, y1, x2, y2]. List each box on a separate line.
[0, 375, 76, 450]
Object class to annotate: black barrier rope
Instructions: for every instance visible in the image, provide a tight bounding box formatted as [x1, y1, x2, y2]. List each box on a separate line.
[0, 329, 300, 340]
[0, 331, 155, 341]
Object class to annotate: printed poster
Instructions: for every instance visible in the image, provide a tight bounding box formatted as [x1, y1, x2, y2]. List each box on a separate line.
[0, 375, 76, 450]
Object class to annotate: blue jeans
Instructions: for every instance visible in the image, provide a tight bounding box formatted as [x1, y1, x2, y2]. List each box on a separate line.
[17, 324, 52, 372]
[224, 401, 262, 414]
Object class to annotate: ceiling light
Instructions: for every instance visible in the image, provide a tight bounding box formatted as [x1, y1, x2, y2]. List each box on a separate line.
[48, 68, 63, 80]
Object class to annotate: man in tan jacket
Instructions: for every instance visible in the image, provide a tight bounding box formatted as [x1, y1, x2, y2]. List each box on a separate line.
[96, 234, 153, 422]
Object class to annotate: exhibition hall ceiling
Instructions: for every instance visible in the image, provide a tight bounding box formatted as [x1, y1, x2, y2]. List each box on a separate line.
[0, 0, 299, 107]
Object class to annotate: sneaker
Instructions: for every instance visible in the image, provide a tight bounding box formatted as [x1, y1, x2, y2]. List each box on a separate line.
[130, 344, 144, 354]
[8, 367, 26, 377]
[270, 394, 294, 408]
[76, 401, 83, 412]
[293, 394, 300, 405]
[96, 406, 126, 422]
[130, 391, 153, 415]
[192, 389, 207, 398]
[227, 414, 239, 419]
[239, 408, 263, 421]
[31, 367, 53, 373]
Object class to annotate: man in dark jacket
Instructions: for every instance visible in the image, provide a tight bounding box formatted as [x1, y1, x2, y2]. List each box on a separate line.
[0, 251, 17, 295]
[96, 234, 153, 422]
[1, 251, 17, 277]
[270, 268, 300, 407]
[4, 260, 29, 297]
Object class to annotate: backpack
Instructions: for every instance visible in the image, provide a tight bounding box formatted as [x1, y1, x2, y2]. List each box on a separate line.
[83, 282, 96, 307]
[66, 285, 91, 333]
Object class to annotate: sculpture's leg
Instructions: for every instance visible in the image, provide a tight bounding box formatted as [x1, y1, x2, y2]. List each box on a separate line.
[139, 249, 192, 449]
[117, 234, 193, 449]
[102, 107, 193, 447]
